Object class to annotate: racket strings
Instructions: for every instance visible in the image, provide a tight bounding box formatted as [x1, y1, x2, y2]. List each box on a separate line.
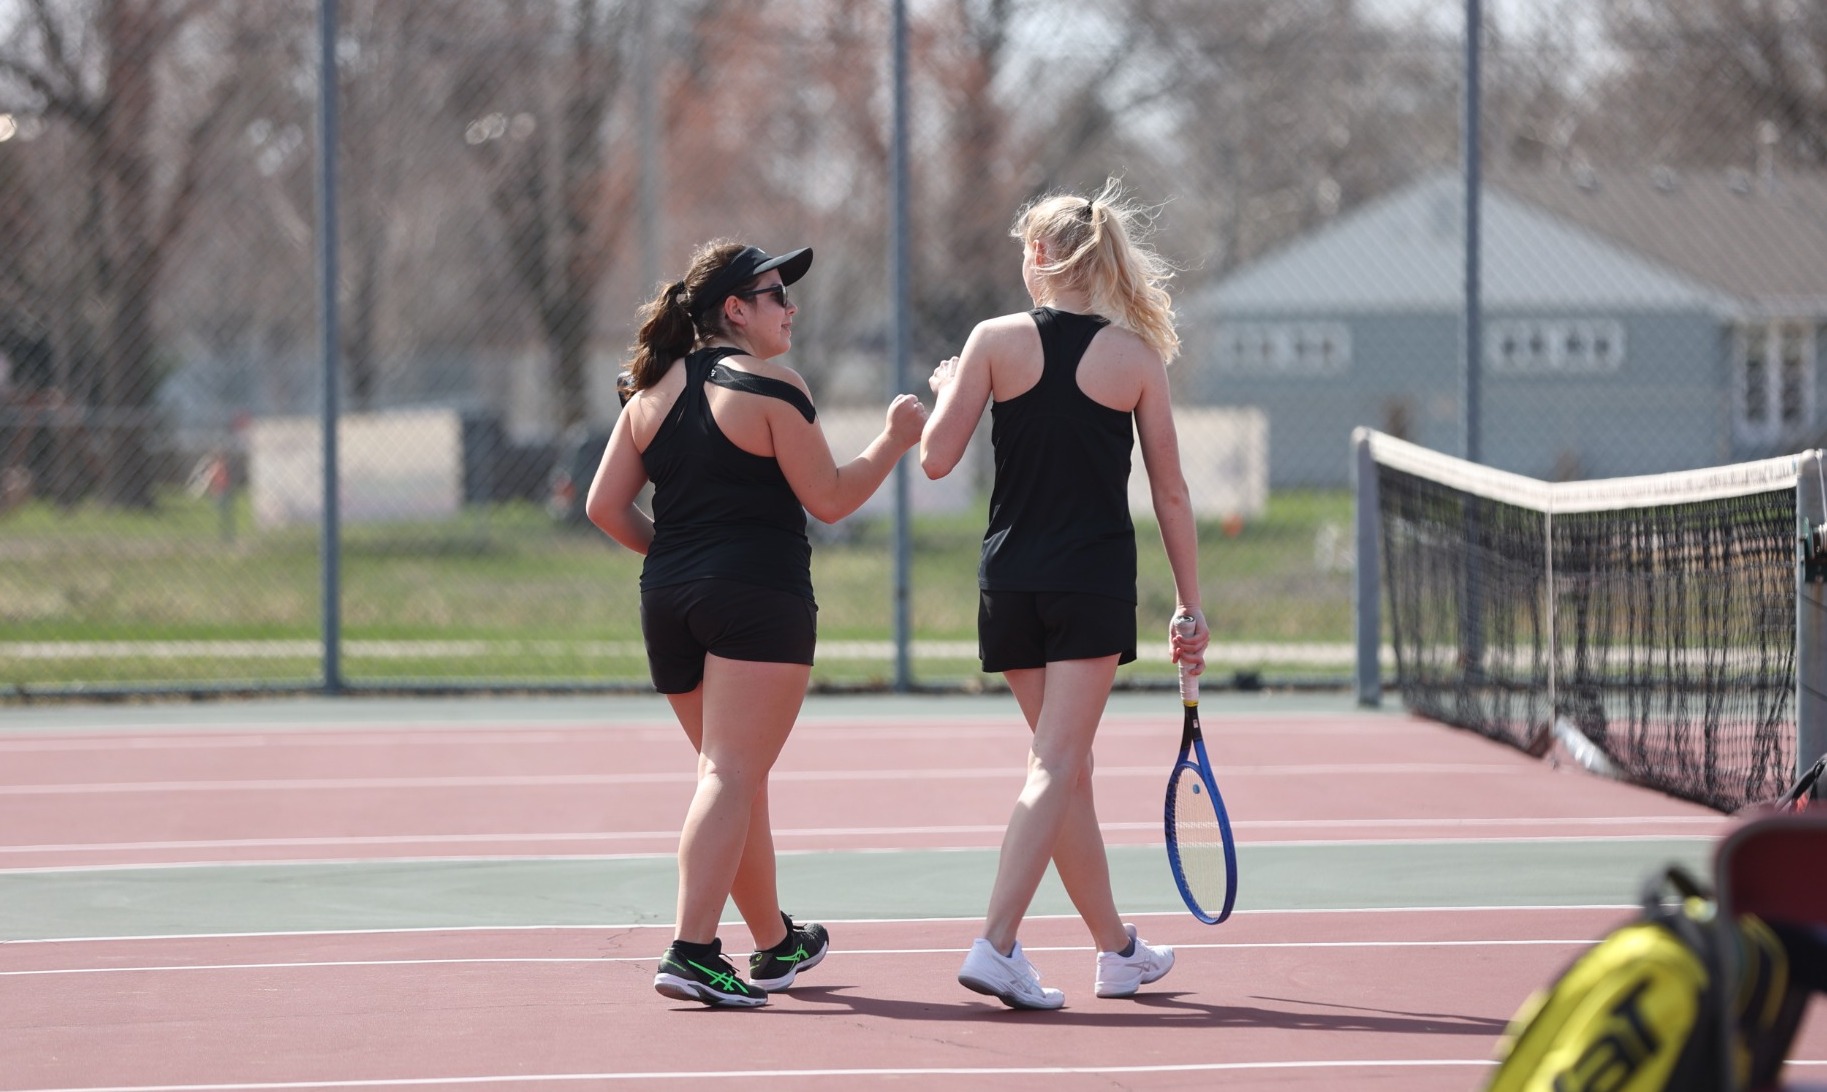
[1168, 765, 1232, 913]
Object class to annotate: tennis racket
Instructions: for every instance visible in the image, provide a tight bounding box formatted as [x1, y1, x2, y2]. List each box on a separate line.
[1163, 614, 1237, 924]
[1776, 754, 1826, 813]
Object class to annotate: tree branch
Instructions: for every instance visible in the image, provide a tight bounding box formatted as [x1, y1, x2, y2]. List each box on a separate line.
[0, 51, 97, 128]
[26, 0, 84, 103]
[151, 0, 223, 43]
[153, 68, 244, 257]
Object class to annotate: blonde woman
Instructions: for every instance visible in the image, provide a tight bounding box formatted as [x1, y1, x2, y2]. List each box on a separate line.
[589, 240, 926, 1007]
[921, 181, 1209, 1009]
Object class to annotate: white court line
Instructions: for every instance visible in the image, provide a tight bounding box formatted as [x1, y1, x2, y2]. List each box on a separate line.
[0, 939, 1605, 977]
[0, 638, 1357, 663]
[0, 906, 1641, 947]
[0, 814, 1721, 856]
[0, 716, 1437, 748]
[19, 1056, 1827, 1091]
[0, 762, 1530, 796]
[0, 638, 986, 660]
[3, 1060, 1501, 1092]
[0, 832, 1717, 876]
[0, 732, 587, 752]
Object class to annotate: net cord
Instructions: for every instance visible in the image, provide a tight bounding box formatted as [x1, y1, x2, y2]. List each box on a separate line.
[1365, 430, 1805, 514]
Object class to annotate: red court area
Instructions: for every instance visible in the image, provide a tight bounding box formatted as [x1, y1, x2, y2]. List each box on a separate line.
[2, 697, 1824, 1090]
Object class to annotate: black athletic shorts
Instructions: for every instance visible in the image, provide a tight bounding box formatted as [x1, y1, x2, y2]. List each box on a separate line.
[977, 589, 1138, 673]
[640, 578, 818, 694]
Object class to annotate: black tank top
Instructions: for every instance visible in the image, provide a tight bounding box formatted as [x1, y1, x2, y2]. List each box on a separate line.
[979, 308, 1137, 601]
[640, 346, 817, 601]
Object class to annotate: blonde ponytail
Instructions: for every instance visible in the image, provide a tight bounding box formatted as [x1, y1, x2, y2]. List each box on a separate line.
[1012, 179, 1180, 363]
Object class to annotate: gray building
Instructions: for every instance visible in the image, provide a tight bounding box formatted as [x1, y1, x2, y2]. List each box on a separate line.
[1184, 168, 1827, 487]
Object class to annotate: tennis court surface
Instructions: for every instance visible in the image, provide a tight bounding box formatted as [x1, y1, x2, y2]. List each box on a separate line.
[3, 691, 1823, 1090]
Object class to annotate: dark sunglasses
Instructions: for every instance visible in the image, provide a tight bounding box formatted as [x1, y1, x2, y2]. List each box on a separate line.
[733, 284, 791, 308]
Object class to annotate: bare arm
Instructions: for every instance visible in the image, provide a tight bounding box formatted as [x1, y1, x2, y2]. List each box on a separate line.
[920, 322, 998, 479]
[774, 392, 928, 524]
[584, 409, 653, 554]
[1134, 365, 1209, 673]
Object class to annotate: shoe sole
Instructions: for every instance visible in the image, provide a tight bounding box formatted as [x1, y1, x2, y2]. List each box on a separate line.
[959, 971, 1064, 1010]
[653, 972, 767, 1008]
[750, 946, 827, 991]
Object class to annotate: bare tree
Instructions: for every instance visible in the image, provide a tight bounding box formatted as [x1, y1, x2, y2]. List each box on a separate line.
[906, 0, 1172, 359]
[337, 2, 440, 412]
[1591, 0, 1827, 170]
[1469, 0, 1601, 175]
[654, 0, 1139, 384]
[522, 0, 878, 401]
[1125, 0, 1461, 277]
[0, 0, 246, 507]
[909, 0, 1025, 359]
[436, 0, 647, 433]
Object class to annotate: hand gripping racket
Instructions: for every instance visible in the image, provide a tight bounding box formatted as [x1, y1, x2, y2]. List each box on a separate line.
[1776, 753, 1826, 813]
[1164, 614, 1237, 924]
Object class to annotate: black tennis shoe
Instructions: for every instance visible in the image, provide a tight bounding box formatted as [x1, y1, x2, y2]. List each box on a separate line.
[653, 938, 767, 1008]
[748, 913, 829, 990]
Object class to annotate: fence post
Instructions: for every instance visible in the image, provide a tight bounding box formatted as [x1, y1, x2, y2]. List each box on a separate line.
[888, 0, 912, 692]
[1353, 428, 1381, 708]
[1798, 449, 1827, 780]
[317, 0, 342, 694]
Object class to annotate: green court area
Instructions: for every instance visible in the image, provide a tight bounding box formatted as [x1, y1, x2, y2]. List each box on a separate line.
[0, 691, 1720, 943]
[0, 839, 1711, 942]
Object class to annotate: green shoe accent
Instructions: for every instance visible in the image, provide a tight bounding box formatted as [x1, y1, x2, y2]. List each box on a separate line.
[654, 940, 767, 1007]
[687, 958, 749, 995]
[749, 917, 829, 991]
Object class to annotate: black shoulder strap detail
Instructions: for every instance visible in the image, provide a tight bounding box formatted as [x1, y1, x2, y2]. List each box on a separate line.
[706, 362, 817, 423]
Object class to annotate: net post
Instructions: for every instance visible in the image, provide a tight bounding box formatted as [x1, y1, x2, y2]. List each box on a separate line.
[1353, 428, 1382, 708]
[1798, 450, 1827, 782]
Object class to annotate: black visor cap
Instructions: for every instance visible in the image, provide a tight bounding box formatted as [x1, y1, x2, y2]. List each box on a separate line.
[694, 246, 813, 318]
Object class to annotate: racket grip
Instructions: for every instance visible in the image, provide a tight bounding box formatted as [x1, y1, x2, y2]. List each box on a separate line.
[1174, 614, 1198, 703]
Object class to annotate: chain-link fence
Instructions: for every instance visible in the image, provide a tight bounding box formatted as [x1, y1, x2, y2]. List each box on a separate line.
[0, 0, 1823, 697]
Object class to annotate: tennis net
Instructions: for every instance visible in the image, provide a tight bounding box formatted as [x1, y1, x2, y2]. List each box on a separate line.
[1356, 429, 1826, 813]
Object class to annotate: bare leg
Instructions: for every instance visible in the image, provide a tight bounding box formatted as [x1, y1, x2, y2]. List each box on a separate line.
[730, 782, 785, 949]
[664, 688, 790, 950]
[1002, 666, 1130, 954]
[669, 655, 809, 945]
[980, 655, 1122, 955]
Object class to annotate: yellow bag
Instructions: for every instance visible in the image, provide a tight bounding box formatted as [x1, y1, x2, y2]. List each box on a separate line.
[1486, 866, 1805, 1092]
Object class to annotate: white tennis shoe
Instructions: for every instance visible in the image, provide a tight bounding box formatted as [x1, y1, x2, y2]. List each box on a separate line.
[1094, 924, 1175, 998]
[958, 938, 1066, 1010]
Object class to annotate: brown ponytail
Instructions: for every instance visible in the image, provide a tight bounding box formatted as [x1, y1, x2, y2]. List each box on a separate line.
[625, 239, 749, 391]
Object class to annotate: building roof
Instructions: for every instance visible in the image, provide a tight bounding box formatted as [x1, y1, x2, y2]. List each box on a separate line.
[1494, 166, 1827, 316]
[1199, 171, 1728, 316]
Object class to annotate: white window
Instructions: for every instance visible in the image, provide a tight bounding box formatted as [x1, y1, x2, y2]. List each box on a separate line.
[1734, 320, 1817, 445]
[1213, 322, 1350, 375]
[1486, 319, 1626, 374]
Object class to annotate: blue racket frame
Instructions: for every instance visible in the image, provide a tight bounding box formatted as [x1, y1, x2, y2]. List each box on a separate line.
[1164, 614, 1238, 925]
[1164, 728, 1238, 924]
